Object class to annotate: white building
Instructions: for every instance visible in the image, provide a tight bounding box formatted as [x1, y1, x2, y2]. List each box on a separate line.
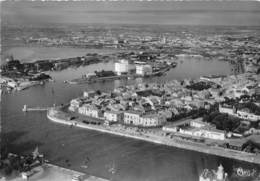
[104, 110, 123, 123]
[69, 98, 83, 112]
[190, 118, 210, 128]
[236, 110, 260, 122]
[115, 59, 129, 75]
[179, 127, 225, 140]
[136, 64, 152, 76]
[219, 104, 260, 122]
[124, 111, 141, 125]
[7, 81, 18, 88]
[162, 125, 178, 133]
[139, 113, 166, 127]
[78, 104, 102, 118]
[83, 90, 96, 98]
[123, 111, 166, 127]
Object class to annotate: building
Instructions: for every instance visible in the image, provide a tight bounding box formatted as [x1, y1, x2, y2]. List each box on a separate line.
[115, 59, 129, 75]
[7, 81, 18, 88]
[219, 104, 234, 115]
[190, 118, 210, 128]
[236, 109, 260, 122]
[123, 111, 166, 127]
[83, 90, 96, 98]
[78, 104, 102, 118]
[162, 124, 178, 133]
[136, 64, 152, 76]
[104, 110, 123, 123]
[139, 113, 166, 127]
[179, 127, 226, 140]
[124, 110, 142, 125]
[219, 104, 260, 122]
[176, 118, 225, 140]
[227, 140, 245, 151]
[69, 98, 83, 112]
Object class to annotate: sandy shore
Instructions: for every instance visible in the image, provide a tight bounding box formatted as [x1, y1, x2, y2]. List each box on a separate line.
[47, 108, 260, 165]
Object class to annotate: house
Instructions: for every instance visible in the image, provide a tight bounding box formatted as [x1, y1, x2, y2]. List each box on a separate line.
[124, 110, 142, 125]
[69, 98, 83, 112]
[190, 118, 210, 128]
[7, 81, 18, 88]
[104, 110, 123, 123]
[78, 104, 102, 118]
[219, 104, 235, 114]
[139, 113, 166, 127]
[236, 110, 260, 122]
[162, 124, 178, 133]
[123, 110, 166, 127]
[83, 91, 96, 98]
[227, 140, 245, 151]
[219, 104, 260, 122]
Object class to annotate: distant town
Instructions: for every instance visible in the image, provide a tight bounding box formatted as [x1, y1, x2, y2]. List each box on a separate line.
[1, 24, 259, 92]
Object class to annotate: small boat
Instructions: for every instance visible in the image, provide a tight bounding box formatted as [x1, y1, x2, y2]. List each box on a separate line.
[171, 62, 177, 68]
[80, 165, 88, 169]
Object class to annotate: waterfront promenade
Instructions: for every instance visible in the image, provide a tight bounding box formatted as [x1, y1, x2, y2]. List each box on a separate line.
[47, 108, 260, 165]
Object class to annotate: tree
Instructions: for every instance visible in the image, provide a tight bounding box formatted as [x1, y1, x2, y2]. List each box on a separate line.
[95, 90, 101, 95]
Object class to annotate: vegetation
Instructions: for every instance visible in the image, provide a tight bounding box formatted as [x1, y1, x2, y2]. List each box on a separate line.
[186, 81, 212, 91]
[237, 102, 260, 115]
[203, 112, 241, 132]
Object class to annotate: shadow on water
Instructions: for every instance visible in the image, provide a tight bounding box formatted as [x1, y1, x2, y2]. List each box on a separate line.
[1, 131, 43, 156]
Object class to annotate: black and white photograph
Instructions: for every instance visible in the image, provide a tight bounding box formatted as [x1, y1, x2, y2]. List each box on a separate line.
[1, 0, 260, 180]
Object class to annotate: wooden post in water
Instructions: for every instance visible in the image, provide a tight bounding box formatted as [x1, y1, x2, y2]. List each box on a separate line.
[22, 105, 27, 112]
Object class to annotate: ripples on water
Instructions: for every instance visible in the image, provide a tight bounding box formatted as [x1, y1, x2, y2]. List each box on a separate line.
[1, 54, 257, 181]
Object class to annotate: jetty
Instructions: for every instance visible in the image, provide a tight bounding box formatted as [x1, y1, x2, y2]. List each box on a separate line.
[22, 105, 51, 112]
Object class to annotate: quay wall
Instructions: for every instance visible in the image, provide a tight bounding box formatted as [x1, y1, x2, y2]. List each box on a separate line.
[45, 163, 109, 181]
[47, 109, 260, 165]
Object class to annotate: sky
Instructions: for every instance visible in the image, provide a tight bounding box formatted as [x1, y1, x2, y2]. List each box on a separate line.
[1, 1, 260, 26]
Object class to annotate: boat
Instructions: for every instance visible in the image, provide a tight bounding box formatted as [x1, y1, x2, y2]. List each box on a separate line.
[171, 62, 177, 68]
[80, 165, 88, 169]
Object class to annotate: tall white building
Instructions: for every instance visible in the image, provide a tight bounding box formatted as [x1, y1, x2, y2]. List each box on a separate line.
[115, 59, 129, 75]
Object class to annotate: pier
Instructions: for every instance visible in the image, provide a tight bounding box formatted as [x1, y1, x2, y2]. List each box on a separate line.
[22, 104, 51, 112]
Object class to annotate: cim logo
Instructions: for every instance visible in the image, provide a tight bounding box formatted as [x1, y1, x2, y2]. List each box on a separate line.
[233, 167, 257, 177]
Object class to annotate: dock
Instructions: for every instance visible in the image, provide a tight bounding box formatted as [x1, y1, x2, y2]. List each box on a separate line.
[22, 104, 68, 112]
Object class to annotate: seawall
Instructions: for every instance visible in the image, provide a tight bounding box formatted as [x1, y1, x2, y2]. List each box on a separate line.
[47, 109, 260, 165]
